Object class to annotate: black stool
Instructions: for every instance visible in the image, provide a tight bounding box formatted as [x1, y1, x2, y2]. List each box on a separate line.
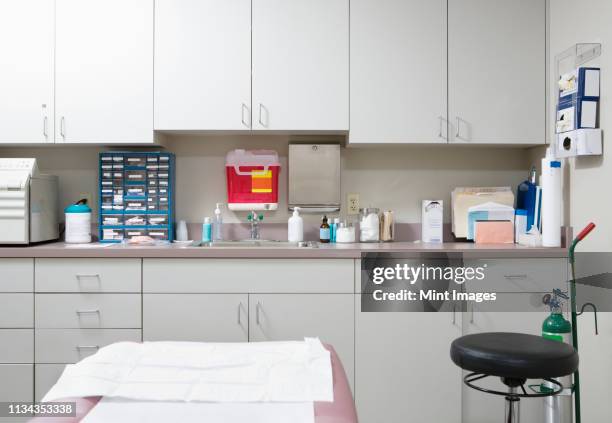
[450, 332, 578, 423]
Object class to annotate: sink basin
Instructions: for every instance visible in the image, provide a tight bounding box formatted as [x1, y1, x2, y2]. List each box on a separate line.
[193, 240, 317, 248]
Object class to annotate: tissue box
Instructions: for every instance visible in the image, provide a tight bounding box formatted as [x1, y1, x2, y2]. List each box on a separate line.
[556, 98, 598, 133]
[474, 221, 514, 244]
[558, 67, 600, 101]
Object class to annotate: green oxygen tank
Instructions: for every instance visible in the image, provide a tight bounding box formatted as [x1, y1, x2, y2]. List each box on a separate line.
[541, 290, 573, 423]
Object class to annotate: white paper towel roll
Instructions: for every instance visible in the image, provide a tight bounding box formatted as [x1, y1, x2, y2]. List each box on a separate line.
[541, 149, 562, 247]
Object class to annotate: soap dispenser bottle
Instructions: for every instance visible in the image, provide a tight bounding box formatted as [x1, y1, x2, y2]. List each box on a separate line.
[288, 207, 304, 242]
[320, 215, 331, 243]
[213, 203, 224, 241]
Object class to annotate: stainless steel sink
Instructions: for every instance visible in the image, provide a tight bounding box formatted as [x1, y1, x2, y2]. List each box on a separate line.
[193, 240, 318, 248]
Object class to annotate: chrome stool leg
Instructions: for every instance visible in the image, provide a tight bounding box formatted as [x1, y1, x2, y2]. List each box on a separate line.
[504, 387, 520, 423]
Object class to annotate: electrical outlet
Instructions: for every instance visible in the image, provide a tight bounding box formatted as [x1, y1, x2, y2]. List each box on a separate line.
[78, 192, 93, 206]
[347, 193, 360, 215]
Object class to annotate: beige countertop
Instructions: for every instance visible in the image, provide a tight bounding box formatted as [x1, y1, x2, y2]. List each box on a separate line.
[0, 241, 568, 259]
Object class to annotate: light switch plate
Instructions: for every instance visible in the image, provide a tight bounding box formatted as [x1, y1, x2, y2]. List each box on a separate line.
[347, 193, 360, 215]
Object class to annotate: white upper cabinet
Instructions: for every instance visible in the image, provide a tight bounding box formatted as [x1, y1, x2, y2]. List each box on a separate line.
[349, 0, 448, 144]
[0, 0, 54, 144]
[154, 0, 252, 131]
[448, 0, 545, 144]
[252, 0, 349, 132]
[55, 0, 154, 143]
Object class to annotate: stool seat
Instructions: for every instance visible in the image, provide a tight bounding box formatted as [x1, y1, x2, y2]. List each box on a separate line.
[451, 332, 578, 379]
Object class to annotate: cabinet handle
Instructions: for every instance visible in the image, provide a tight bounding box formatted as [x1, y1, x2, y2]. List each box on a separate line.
[258, 104, 267, 128]
[76, 345, 99, 351]
[76, 309, 100, 315]
[60, 116, 66, 139]
[237, 302, 242, 325]
[256, 301, 262, 325]
[76, 273, 101, 280]
[504, 274, 528, 280]
[470, 304, 476, 324]
[452, 303, 456, 325]
[455, 116, 460, 138]
[241, 103, 251, 128]
[43, 116, 48, 138]
[438, 116, 448, 140]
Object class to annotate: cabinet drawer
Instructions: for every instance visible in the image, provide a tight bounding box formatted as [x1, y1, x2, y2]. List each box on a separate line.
[0, 365, 33, 402]
[143, 294, 248, 342]
[143, 259, 354, 293]
[35, 259, 141, 292]
[0, 258, 33, 292]
[464, 259, 567, 293]
[35, 364, 66, 402]
[35, 329, 142, 363]
[36, 294, 141, 328]
[0, 330, 33, 363]
[0, 294, 33, 328]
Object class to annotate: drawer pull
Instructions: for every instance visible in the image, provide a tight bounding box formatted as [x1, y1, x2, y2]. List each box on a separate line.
[504, 274, 528, 280]
[76, 309, 100, 315]
[237, 303, 243, 325]
[76, 345, 99, 351]
[76, 274, 101, 283]
[256, 302, 262, 326]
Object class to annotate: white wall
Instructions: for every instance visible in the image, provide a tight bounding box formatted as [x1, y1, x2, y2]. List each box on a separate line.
[550, 1, 612, 421]
[0, 136, 531, 225]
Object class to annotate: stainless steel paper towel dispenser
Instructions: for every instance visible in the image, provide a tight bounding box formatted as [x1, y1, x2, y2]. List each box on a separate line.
[288, 143, 341, 212]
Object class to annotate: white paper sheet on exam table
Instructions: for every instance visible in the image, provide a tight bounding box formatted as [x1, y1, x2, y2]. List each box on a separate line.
[82, 398, 315, 423]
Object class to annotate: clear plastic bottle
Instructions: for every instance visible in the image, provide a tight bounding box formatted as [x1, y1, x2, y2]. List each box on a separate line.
[213, 203, 223, 241]
[288, 207, 304, 242]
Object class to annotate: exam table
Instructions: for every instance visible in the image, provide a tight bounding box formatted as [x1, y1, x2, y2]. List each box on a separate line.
[29, 344, 357, 423]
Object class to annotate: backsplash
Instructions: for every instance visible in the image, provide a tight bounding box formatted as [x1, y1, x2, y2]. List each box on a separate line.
[0, 135, 535, 224]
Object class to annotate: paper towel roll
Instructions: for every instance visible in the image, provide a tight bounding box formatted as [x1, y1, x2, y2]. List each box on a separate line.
[541, 149, 562, 247]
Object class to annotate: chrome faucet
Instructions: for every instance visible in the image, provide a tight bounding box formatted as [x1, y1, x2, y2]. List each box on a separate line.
[248, 211, 263, 240]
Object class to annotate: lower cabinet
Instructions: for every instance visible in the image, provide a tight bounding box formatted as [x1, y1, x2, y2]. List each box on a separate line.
[0, 364, 33, 401]
[143, 294, 248, 342]
[249, 294, 354, 388]
[355, 295, 463, 423]
[35, 364, 67, 402]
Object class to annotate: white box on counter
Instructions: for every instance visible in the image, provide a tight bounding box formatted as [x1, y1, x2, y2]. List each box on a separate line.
[422, 200, 443, 243]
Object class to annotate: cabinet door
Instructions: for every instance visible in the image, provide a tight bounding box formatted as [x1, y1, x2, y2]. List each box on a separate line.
[55, 0, 153, 143]
[448, 0, 545, 144]
[143, 294, 248, 342]
[252, 0, 348, 131]
[0, 0, 53, 144]
[248, 294, 354, 388]
[154, 0, 251, 131]
[356, 296, 462, 423]
[461, 293, 551, 423]
[349, 0, 447, 144]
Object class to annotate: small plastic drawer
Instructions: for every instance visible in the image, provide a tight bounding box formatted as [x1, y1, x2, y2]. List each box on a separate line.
[125, 170, 146, 181]
[147, 228, 168, 240]
[102, 228, 124, 241]
[101, 163, 113, 171]
[113, 187, 124, 196]
[125, 228, 147, 239]
[158, 188, 168, 196]
[125, 156, 146, 167]
[101, 195, 113, 207]
[113, 163, 124, 170]
[147, 179, 157, 187]
[148, 214, 168, 226]
[124, 214, 146, 226]
[100, 155, 113, 163]
[157, 171, 169, 179]
[159, 155, 170, 163]
[158, 195, 169, 205]
[101, 215, 123, 226]
[158, 179, 169, 188]
[101, 171, 113, 179]
[126, 186, 145, 197]
[146, 156, 158, 164]
[113, 178, 124, 188]
[101, 180, 113, 187]
[124, 200, 146, 211]
[112, 156, 124, 164]
[147, 188, 158, 196]
[147, 171, 158, 179]
[101, 188, 113, 196]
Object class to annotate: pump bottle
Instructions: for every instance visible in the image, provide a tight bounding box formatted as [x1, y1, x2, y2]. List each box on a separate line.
[288, 207, 304, 242]
[213, 203, 223, 241]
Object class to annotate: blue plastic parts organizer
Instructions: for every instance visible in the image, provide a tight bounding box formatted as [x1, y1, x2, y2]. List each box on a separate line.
[99, 152, 175, 243]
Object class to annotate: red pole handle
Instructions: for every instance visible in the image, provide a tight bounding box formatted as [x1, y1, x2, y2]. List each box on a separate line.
[576, 222, 596, 241]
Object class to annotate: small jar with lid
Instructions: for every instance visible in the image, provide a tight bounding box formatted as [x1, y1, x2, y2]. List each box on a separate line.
[359, 207, 380, 242]
[336, 222, 356, 243]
